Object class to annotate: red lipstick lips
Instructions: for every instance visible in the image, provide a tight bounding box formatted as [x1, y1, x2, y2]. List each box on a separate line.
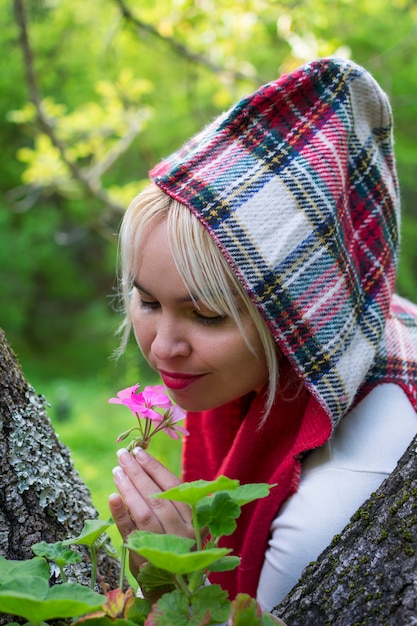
[159, 370, 204, 390]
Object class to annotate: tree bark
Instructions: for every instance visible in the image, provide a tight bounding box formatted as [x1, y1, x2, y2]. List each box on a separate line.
[0, 329, 120, 624]
[272, 433, 417, 625]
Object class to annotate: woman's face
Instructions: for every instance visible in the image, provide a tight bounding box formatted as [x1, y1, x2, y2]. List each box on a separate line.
[130, 218, 269, 412]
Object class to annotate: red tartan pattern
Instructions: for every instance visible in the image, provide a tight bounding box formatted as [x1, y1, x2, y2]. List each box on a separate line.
[150, 57, 417, 425]
[149, 57, 417, 601]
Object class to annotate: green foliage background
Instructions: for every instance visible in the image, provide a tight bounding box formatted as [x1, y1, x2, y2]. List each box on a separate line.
[1, 0, 417, 518]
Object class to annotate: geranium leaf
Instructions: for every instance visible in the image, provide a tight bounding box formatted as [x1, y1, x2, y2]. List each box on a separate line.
[136, 561, 176, 592]
[0, 555, 50, 584]
[139, 546, 230, 575]
[190, 584, 230, 624]
[126, 531, 230, 575]
[207, 555, 241, 573]
[229, 593, 283, 625]
[197, 493, 240, 537]
[145, 589, 190, 626]
[127, 531, 195, 555]
[228, 593, 264, 625]
[221, 483, 275, 506]
[127, 596, 153, 624]
[73, 615, 140, 626]
[0, 578, 105, 622]
[262, 614, 288, 625]
[75, 597, 151, 626]
[62, 518, 114, 547]
[154, 476, 239, 506]
[32, 540, 82, 566]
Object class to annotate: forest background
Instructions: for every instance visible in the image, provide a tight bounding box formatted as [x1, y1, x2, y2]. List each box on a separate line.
[1, 0, 417, 532]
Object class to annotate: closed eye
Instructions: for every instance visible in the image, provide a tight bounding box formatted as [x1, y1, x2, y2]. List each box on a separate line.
[139, 299, 160, 311]
[193, 311, 226, 326]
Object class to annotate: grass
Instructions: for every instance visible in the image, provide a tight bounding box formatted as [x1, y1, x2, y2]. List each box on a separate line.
[31, 374, 183, 551]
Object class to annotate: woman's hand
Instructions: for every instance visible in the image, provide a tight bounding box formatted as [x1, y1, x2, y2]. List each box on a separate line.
[108, 447, 194, 581]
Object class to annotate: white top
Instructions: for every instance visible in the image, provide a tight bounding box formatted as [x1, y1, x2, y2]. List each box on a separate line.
[257, 383, 417, 611]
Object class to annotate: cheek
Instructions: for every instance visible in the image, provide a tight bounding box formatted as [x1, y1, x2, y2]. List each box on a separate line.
[130, 307, 152, 355]
[236, 327, 269, 385]
[217, 329, 261, 372]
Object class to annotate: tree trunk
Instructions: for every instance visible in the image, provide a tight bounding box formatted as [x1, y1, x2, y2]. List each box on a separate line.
[272, 433, 417, 625]
[0, 329, 120, 624]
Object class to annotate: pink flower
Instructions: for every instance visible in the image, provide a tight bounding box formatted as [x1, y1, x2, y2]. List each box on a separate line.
[109, 383, 188, 450]
[108, 384, 141, 412]
[162, 404, 189, 440]
[109, 384, 172, 422]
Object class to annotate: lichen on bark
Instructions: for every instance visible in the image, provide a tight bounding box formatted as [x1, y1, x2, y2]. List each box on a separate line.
[0, 328, 121, 624]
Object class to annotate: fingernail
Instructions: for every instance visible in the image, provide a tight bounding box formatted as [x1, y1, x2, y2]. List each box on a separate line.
[133, 446, 148, 461]
[112, 465, 126, 479]
[116, 448, 131, 464]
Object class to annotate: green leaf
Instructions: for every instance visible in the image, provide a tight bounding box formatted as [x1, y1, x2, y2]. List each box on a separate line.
[32, 540, 82, 566]
[197, 492, 241, 537]
[145, 589, 190, 626]
[229, 593, 263, 625]
[0, 555, 50, 584]
[126, 530, 230, 575]
[190, 584, 230, 624]
[127, 596, 153, 625]
[62, 518, 114, 547]
[76, 606, 140, 626]
[127, 531, 195, 555]
[207, 555, 241, 573]
[72, 597, 151, 626]
[222, 483, 275, 506]
[147, 585, 230, 626]
[155, 476, 239, 507]
[262, 613, 287, 625]
[136, 561, 176, 593]
[0, 578, 105, 623]
[138, 547, 231, 576]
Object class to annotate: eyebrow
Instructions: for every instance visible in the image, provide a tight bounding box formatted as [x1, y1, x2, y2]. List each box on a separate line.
[133, 280, 198, 304]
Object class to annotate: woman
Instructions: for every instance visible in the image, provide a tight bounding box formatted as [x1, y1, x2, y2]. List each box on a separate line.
[109, 57, 417, 610]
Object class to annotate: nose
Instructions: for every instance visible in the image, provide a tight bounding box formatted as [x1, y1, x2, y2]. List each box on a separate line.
[150, 315, 192, 361]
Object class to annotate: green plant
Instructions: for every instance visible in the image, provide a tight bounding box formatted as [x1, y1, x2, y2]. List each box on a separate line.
[0, 385, 286, 625]
[0, 477, 285, 625]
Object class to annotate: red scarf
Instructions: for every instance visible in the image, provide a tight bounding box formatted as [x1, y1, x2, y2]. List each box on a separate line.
[182, 361, 331, 599]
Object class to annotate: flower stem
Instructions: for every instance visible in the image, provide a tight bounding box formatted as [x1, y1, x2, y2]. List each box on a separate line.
[186, 504, 205, 593]
[175, 573, 192, 597]
[191, 505, 202, 552]
[119, 543, 127, 590]
[59, 564, 67, 583]
[90, 545, 97, 589]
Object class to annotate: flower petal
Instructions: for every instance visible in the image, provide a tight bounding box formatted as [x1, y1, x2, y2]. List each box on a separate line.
[142, 385, 172, 409]
[163, 423, 190, 439]
[108, 384, 140, 406]
[169, 404, 187, 422]
[141, 407, 164, 422]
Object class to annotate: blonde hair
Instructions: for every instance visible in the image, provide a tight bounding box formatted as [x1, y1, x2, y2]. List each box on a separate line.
[117, 182, 279, 417]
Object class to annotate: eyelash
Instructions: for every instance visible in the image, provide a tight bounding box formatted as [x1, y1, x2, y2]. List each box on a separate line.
[139, 300, 159, 311]
[138, 299, 226, 327]
[194, 312, 226, 327]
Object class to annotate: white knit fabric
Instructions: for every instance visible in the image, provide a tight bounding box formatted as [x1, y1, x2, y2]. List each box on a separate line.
[257, 383, 417, 611]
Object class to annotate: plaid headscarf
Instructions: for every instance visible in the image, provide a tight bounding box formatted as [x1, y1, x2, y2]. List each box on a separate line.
[149, 57, 417, 599]
[150, 57, 417, 425]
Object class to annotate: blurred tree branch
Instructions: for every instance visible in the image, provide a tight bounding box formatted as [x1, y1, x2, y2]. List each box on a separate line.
[113, 0, 264, 85]
[13, 0, 129, 234]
